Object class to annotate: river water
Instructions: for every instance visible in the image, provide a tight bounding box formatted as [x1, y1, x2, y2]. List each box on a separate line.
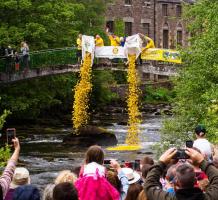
[15, 112, 162, 191]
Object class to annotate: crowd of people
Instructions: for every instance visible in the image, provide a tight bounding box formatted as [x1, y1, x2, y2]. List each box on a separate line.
[1, 124, 218, 200]
[0, 42, 30, 75]
[76, 30, 155, 64]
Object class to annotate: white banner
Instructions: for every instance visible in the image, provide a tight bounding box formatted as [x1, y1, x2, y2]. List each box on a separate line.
[82, 35, 95, 63]
[124, 34, 143, 59]
[95, 46, 126, 59]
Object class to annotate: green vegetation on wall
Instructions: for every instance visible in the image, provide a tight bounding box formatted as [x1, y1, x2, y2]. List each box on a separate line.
[114, 18, 125, 37]
[157, 0, 218, 152]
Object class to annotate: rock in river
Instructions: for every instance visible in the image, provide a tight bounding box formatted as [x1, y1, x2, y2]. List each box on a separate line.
[63, 126, 118, 147]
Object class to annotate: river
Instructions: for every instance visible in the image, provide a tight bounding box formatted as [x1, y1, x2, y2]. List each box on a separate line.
[14, 111, 162, 191]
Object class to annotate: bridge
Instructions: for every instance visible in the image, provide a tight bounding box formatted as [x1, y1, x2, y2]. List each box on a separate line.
[0, 47, 179, 84]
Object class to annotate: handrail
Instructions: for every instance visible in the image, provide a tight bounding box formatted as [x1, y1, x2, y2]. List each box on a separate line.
[0, 47, 78, 73]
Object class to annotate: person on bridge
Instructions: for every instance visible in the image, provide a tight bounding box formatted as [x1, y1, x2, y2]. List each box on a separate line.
[106, 29, 120, 47]
[95, 35, 104, 47]
[20, 42, 30, 76]
[139, 33, 155, 50]
[76, 34, 82, 64]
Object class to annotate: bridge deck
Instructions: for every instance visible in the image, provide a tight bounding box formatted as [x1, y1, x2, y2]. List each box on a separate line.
[0, 47, 179, 84]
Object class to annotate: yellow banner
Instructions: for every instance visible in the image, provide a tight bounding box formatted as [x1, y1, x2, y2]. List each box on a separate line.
[141, 48, 182, 64]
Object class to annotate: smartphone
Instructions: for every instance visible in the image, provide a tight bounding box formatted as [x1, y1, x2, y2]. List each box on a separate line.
[186, 140, 193, 148]
[104, 159, 111, 165]
[134, 160, 141, 171]
[6, 128, 16, 145]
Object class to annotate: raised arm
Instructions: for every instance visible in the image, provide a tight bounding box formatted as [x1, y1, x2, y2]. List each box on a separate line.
[144, 148, 177, 200]
[186, 148, 218, 200]
[0, 137, 20, 198]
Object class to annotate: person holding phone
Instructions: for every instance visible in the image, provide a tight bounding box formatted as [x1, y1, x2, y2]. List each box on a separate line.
[193, 125, 212, 161]
[0, 138, 20, 200]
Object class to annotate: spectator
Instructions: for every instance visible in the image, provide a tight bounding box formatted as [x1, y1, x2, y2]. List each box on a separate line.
[12, 185, 40, 200]
[54, 170, 77, 185]
[125, 183, 143, 200]
[14, 52, 20, 71]
[137, 164, 152, 200]
[5, 167, 30, 200]
[110, 159, 129, 200]
[144, 147, 218, 200]
[75, 145, 119, 200]
[76, 34, 82, 64]
[122, 168, 141, 185]
[213, 156, 218, 168]
[140, 156, 154, 170]
[53, 182, 78, 200]
[42, 184, 55, 200]
[193, 124, 212, 160]
[0, 138, 20, 200]
[5, 45, 14, 73]
[95, 35, 104, 47]
[20, 42, 29, 76]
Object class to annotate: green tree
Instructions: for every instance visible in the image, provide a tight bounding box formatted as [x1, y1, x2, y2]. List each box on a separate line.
[0, 74, 78, 121]
[0, 0, 110, 50]
[157, 0, 218, 153]
[114, 18, 125, 37]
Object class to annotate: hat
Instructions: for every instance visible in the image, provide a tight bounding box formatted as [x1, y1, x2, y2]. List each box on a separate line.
[121, 168, 141, 184]
[195, 124, 206, 136]
[13, 185, 40, 200]
[10, 167, 30, 189]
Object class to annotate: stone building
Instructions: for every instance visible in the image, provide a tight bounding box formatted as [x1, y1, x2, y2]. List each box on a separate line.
[106, 0, 194, 48]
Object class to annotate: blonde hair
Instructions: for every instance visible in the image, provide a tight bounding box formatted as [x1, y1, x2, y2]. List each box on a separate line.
[42, 184, 55, 200]
[54, 170, 77, 185]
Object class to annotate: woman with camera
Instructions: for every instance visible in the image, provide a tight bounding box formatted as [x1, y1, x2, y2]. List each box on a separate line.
[0, 138, 20, 200]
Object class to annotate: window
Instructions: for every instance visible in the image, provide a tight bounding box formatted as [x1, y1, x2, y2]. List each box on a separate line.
[176, 5, 182, 17]
[163, 29, 169, 48]
[106, 21, 114, 33]
[125, 22, 132, 36]
[125, 0, 132, 5]
[143, 23, 150, 37]
[162, 4, 168, 16]
[177, 30, 183, 46]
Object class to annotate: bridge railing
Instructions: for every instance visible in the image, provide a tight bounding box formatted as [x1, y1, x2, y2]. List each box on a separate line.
[0, 47, 78, 73]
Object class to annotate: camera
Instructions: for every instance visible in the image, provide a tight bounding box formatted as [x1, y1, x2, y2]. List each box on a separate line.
[6, 128, 16, 145]
[172, 149, 190, 159]
[186, 140, 193, 148]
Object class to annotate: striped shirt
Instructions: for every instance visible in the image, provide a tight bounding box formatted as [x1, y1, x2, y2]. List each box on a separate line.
[0, 160, 16, 198]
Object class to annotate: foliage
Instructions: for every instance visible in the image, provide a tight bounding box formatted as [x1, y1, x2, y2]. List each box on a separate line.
[0, 74, 78, 120]
[91, 71, 119, 106]
[114, 18, 125, 37]
[157, 0, 218, 152]
[0, 0, 109, 50]
[0, 108, 11, 130]
[144, 86, 175, 103]
[112, 71, 127, 84]
[0, 145, 11, 167]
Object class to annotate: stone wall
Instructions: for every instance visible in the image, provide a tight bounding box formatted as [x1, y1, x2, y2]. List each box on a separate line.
[106, 0, 192, 48]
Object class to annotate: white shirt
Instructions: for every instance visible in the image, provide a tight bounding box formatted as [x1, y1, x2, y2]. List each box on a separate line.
[193, 138, 212, 159]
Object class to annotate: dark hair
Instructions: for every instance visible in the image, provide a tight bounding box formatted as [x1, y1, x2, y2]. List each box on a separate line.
[0, 185, 2, 200]
[175, 164, 195, 189]
[141, 164, 152, 179]
[85, 145, 104, 165]
[140, 156, 154, 166]
[125, 183, 143, 200]
[195, 124, 206, 136]
[53, 182, 78, 200]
